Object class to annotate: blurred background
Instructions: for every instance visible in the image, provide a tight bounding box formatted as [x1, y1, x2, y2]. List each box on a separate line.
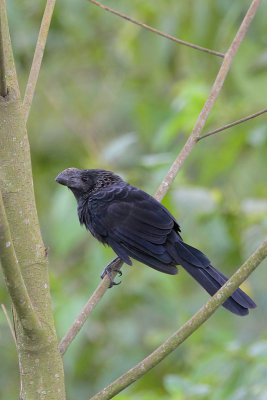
[0, 0, 267, 399]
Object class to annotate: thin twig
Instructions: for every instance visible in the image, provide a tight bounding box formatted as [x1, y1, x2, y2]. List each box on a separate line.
[155, 0, 262, 202]
[60, 0, 262, 356]
[89, 238, 267, 400]
[87, 0, 224, 58]
[1, 304, 16, 345]
[0, 0, 8, 96]
[198, 108, 267, 141]
[59, 257, 123, 355]
[0, 192, 43, 338]
[23, 0, 56, 122]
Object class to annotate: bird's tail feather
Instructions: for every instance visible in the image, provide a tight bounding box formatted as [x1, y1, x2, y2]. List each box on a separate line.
[174, 241, 256, 316]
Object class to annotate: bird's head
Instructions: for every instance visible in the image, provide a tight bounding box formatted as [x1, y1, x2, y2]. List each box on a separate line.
[55, 168, 123, 200]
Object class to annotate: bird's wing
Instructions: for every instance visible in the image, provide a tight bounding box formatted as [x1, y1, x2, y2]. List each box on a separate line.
[89, 185, 179, 274]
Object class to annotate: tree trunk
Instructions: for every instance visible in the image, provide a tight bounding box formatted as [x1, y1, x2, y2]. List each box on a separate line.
[0, 2, 66, 397]
[0, 80, 66, 400]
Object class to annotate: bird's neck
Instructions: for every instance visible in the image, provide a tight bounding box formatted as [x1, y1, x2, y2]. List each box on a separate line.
[77, 195, 90, 227]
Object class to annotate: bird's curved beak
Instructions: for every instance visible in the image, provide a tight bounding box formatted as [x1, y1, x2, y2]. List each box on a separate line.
[55, 168, 81, 188]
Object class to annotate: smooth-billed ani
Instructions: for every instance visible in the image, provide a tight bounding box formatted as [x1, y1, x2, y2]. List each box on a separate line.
[55, 168, 256, 316]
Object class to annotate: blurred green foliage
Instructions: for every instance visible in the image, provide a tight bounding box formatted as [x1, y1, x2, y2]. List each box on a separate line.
[0, 0, 267, 399]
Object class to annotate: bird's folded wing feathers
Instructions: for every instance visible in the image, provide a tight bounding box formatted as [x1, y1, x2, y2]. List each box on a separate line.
[90, 187, 178, 240]
[89, 187, 179, 273]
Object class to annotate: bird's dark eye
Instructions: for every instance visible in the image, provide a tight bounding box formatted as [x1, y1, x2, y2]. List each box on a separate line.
[81, 176, 89, 182]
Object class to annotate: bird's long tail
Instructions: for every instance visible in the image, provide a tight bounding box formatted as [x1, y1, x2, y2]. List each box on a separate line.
[173, 240, 257, 316]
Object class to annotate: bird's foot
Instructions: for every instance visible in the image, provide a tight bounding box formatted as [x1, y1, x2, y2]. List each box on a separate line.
[101, 257, 122, 288]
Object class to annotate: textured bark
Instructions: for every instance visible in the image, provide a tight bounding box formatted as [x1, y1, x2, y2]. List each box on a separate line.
[0, 87, 66, 400]
[0, 0, 20, 93]
[0, 3, 66, 396]
[0, 191, 43, 336]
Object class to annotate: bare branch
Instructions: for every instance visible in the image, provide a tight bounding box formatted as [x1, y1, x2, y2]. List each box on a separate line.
[0, 192, 43, 338]
[89, 238, 267, 400]
[61, 0, 262, 356]
[155, 0, 263, 201]
[198, 108, 267, 141]
[1, 304, 16, 345]
[87, 0, 224, 58]
[23, 0, 56, 122]
[0, 0, 19, 95]
[0, 9, 7, 96]
[59, 258, 123, 355]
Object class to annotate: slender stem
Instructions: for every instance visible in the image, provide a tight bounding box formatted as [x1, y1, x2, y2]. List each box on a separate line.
[1, 303, 17, 344]
[23, 0, 56, 122]
[198, 108, 267, 141]
[59, 258, 123, 355]
[0, 0, 7, 96]
[155, 0, 263, 202]
[61, 0, 262, 356]
[89, 239, 267, 400]
[0, 192, 43, 337]
[87, 0, 224, 58]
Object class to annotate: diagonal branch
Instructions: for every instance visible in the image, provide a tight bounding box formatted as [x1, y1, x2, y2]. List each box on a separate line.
[155, 0, 263, 201]
[0, 192, 44, 338]
[59, 257, 123, 355]
[87, 0, 224, 58]
[60, 0, 262, 356]
[1, 304, 16, 345]
[23, 0, 56, 122]
[89, 238, 267, 400]
[198, 108, 267, 141]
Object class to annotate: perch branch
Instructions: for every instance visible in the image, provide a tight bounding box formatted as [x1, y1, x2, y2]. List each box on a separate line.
[198, 108, 267, 141]
[59, 257, 123, 355]
[23, 0, 56, 122]
[89, 238, 267, 400]
[60, 0, 262, 355]
[87, 0, 224, 58]
[1, 303, 16, 344]
[0, 192, 43, 337]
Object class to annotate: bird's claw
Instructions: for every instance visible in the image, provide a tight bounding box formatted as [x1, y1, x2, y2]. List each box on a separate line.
[101, 257, 122, 288]
[109, 279, 121, 288]
[102, 267, 122, 288]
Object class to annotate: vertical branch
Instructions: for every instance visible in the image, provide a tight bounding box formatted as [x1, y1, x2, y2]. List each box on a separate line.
[23, 0, 56, 122]
[0, 0, 20, 93]
[0, 10, 7, 96]
[0, 191, 43, 337]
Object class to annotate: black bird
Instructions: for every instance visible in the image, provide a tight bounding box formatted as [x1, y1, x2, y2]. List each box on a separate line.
[55, 168, 256, 316]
